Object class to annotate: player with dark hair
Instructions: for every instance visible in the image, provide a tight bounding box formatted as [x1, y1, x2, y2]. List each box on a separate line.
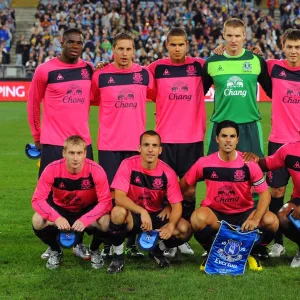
[31, 136, 112, 269]
[147, 27, 207, 257]
[180, 120, 279, 271]
[91, 32, 155, 258]
[106, 130, 192, 273]
[263, 28, 300, 257]
[27, 28, 94, 260]
[243, 140, 300, 267]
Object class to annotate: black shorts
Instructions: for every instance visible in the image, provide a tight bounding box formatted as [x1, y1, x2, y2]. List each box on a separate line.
[39, 144, 93, 178]
[129, 211, 169, 235]
[210, 207, 255, 227]
[266, 141, 290, 188]
[47, 197, 96, 227]
[288, 198, 300, 206]
[207, 121, 264, 157]
[98, 150, 139, 185]
[159, 142, 204, 178]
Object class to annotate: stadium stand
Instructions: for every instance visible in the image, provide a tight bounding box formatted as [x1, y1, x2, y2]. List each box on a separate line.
[2, 0, 300, 78]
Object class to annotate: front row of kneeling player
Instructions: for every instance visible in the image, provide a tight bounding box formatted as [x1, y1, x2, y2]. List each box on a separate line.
[31, 120, 300, 272]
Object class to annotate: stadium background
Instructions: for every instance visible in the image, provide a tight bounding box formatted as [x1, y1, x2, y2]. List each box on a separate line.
[1, 0, 300, 299]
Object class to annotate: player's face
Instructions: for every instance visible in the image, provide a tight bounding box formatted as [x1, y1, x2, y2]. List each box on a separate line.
[61, 33, 84, 61]
[223, 26, 245, 55]
[283, 39, 300, 67]
[138, 134, 162, 167]
[63, 142, 86, 173]
[166, 35, 188, 63]
[216, 127, 239, 154]
[113, 39, 134, 68]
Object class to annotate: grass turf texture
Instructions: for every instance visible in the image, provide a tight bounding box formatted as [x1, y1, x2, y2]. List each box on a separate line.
[0, 102, 299, 300]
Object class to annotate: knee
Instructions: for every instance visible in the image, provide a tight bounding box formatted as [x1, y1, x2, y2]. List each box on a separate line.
[32, 213, 47, 230]
[97, 214, 110, 232]
[271, 187, 286, 198]
[261, 212, 279, 232]
[177, 219, 192, 240]
[191, 209, 207, 231]
[111, 206, 128, 224]
[278, 211, 291, 230]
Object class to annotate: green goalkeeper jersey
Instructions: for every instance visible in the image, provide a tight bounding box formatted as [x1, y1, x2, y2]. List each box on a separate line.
[203, 49, 272, 124]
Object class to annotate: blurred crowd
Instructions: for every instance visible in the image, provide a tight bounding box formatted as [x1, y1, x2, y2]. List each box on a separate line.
[0, 0, 16, 65]
[8, 0, 300, 76]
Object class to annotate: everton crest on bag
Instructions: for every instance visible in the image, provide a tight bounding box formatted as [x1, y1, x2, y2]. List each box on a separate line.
[205, 221, 260, 276]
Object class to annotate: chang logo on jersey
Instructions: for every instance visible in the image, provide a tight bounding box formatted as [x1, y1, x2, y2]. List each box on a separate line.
[214, 186, 239, 203]
[224, 76, 247, 97]
[63, 84, 85, 104]
[282, 89, 300, 104]
[217, 239, 243, 263]
[116, 88, 137, 109]
[169, 81, 192, 101]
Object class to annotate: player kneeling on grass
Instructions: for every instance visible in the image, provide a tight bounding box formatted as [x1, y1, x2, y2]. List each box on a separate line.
[243, 140, 300, 267]
[32, 135, 112, 270]
[180, 120, 279, 271]
[107, 130, 192, 273]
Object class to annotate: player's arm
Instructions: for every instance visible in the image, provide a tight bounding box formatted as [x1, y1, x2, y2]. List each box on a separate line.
[90, 71, 100, 106]
[115, 189, 152, 231]
[27, 66, 47, 148]
[146, 63, 157, 102]
[241, 189, 270, 231]
[76, 168, 113, 231]
[242, 163, 270, 231]
[202, 61, 213, 95]
[257, 55, 272, 99]
[31, 167, 64, 225]
[242, 152, 269, 172]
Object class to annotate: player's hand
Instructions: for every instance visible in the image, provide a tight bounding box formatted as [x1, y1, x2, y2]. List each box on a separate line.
[241, 219, 259, 232]
[213, 44, 225, 55]
[72, 220, 86, 232]
[291, 207, 300, 219]
[95, 61, 109, 70]
[35, 141, 41, 150]
[157, 206, 171, 221]
[250, 46, 263, 56]
[242, 152, 259, 163]
[157, 223, 175, 240]
[55, 217, 71, 231]
[140, 210, 152, 231]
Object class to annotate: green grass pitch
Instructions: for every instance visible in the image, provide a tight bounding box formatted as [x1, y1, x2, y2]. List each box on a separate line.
[0, 102, 299, 300]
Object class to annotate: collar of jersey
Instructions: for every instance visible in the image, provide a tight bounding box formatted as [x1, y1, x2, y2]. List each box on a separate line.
[223, 48, 245, 58]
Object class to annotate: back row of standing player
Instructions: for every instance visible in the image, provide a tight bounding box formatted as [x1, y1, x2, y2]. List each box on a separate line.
[28, 18, 300, 261]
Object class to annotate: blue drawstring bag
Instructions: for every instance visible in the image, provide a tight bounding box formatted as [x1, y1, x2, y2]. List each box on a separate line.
[58, 231, 79, 248]
[205, 221, 260, 276]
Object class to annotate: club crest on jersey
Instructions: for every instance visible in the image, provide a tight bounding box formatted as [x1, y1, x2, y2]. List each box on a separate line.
[234, 169, 245, 181]
[133, 72, 143, 84]
[242, 62, 252, 72]
[81, 179, 92, 189]
[217, 239, 243, 262]
[81, 68, 90, 80]
[152, 178, 163, 189]
[186, 65, 196, 76]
